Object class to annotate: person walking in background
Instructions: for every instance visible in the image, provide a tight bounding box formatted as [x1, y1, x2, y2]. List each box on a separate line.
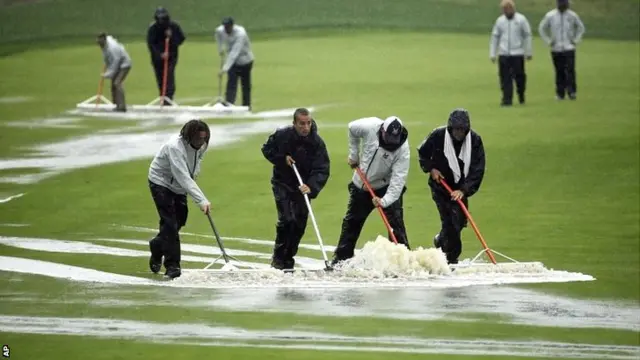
[489, 0, 533, 106]
[97, 32, 131, 112]
[146, 7, 186, 104]
[215, 17, 255, 110]
[538, 0, 586, 100]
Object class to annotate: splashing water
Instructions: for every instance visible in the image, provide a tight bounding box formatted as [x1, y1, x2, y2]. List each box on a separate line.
[335, 236, 451, 277]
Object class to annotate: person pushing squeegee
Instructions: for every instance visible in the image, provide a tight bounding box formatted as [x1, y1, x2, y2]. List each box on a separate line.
[261, 108, 332, 271]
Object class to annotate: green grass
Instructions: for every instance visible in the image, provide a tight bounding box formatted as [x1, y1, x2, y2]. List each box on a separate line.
[1, 0, 638, 47]
[3, 333, 549, 360]
[0, 0, 639, 358]
[1, 32, 638, 300]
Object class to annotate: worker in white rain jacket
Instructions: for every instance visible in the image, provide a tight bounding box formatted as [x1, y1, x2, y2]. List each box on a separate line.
[147, 119, 212, 279]
[489, 0, 533, 106]
[97, 32, 132, 112]
[538, 0, 586, 100]
[215, 17, 255, 110]
[332, 116, 411, 265]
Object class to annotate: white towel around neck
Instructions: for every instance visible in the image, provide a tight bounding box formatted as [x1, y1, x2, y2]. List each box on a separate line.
[444, 129, 472, 183]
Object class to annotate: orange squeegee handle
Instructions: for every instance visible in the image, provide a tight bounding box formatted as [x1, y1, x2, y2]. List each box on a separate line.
[439, 179, 497, 264]
[355, 167, 399, 244]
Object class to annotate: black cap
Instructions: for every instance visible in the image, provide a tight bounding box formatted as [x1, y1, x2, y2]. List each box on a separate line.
[222, 17, 234, 26]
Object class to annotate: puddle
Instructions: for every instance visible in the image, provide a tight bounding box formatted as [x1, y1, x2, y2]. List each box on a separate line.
[0, 118, 290, 184]
[0, 96, 32, 104]
[0, 249, 633, 332]
[5, 117, 84, 129]
[202, 286, 640, 332]
[0, 315, 637, 359]
[0, 236, 272, 269]
[0, 193, 24, 203]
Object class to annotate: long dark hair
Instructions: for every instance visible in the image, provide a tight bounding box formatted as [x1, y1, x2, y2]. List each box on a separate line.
[179, 119, 211, 147]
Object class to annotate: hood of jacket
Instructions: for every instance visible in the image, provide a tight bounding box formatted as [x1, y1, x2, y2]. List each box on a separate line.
[378, 125, 408, 152]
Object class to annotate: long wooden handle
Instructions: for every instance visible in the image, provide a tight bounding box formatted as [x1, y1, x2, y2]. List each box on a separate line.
[355, 167, 399, 244]
[439, 179, 497, 264]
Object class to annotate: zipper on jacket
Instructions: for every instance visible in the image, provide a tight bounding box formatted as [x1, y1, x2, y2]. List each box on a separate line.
[190, 151, 197, 179]
[362, 148, 379, 191]
[507, 19, 511, 55]
[560, 12, 564, 51]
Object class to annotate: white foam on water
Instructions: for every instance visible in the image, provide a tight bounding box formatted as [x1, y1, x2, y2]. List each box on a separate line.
[0, 246, 594, 291]
[168, 236, 592, 290]
[0, 193, 24, 203]
[0, 96, 32, 104]
[172, 265, 594, 290]
[0, 315, 637, 359]
[154, 229, 596, 288]
[337, 235, 452, 276]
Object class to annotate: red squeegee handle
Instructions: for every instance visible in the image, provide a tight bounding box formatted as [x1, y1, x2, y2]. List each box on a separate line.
[355, 167, 399, 244]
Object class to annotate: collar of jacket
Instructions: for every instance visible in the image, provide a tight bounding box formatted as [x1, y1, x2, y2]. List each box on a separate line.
[289, 120, 319, 143]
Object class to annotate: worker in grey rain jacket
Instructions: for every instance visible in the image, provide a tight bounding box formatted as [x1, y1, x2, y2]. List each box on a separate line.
[147, 119, 212, 279]
[538, 0, 586, 100]
[97, 32, 131, 112]
[215, 17, 255, 110]
[332, 116, 411, 265]
[489, 0, 533, 106]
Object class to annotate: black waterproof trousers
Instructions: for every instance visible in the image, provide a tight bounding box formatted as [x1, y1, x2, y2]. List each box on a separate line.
[271, 184, 309, 269]
[551, 50, 577, 99]
[498, 55, 526, 105]
[431, 186, 468, 264]
[152, 58, 177, 102]
[149, 181, 188, 271]
[333, 182, 410, 262]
